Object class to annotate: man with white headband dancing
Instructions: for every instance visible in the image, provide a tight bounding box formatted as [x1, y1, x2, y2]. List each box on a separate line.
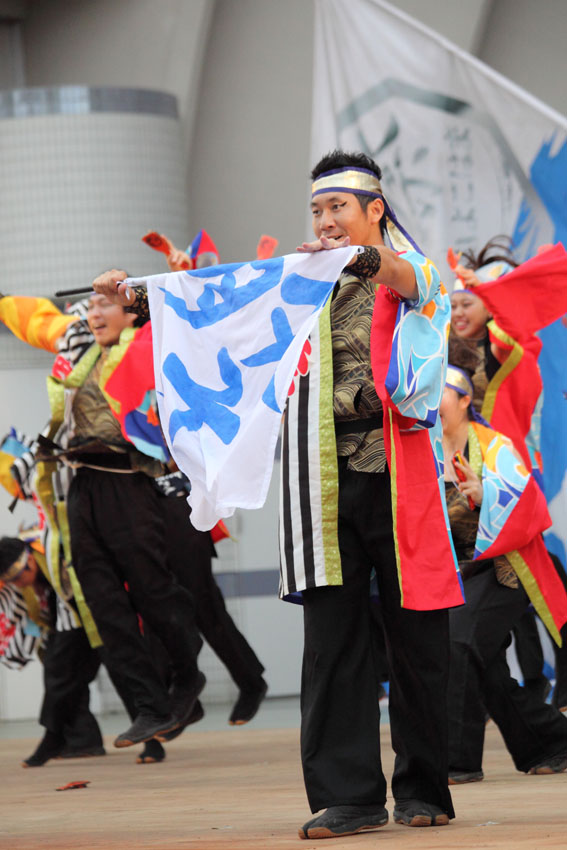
[286, 150, 463, 838]
[91, 149, 463, 839]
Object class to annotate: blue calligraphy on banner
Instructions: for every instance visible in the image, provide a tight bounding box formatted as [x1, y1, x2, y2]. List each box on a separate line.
[161, 259, 285, 329]
[164, 347, 243, 445]
[261, 376, 281, 414]
[281, 272, 338, 306]
[241, 308, 294, 367]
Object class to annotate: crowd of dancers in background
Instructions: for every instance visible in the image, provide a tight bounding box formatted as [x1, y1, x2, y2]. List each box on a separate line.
[1, 148, 566, 839]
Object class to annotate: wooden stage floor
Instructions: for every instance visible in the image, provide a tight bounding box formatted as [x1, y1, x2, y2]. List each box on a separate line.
[1, 721, 566, 849]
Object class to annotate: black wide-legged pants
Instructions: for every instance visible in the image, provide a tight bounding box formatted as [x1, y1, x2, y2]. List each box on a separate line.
[163, 495, 265, 691]
[40, 627, 103, 747]
[300, 460, 454, 817]
[68, 467, 202, 718]
[448, 565, 567, 773]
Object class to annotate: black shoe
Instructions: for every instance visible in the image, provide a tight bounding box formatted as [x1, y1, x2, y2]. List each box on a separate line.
[229, 679, 268, 725]
[58, 745, 106, 759]
[156, 671, 206, 742]
[22, 730, 65, 767]
[448, 769, 484, 785]
[161, 700, 205, 742]
[113, 713, 178, 748]
[299, 805, 388, 839]
[394, 799, 450, 827]
[136, 739, 166, 764]
[528, 752, 567, 774]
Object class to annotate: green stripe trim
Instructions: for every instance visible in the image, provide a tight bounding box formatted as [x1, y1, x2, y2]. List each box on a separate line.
[64, 343, 100, 388]
[67, 566, 103, 649]
[99, 326, 136, 413]
[507, 550, 561, 646]
[387, 408, 404, 606]
[481, 322, 523, 423]
[467, 424, 483, 478]
[318, 301, 342, 586]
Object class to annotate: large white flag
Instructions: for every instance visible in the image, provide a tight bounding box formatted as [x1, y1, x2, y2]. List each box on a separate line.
[313, 0, 567, 568]
[144, 248, 355, 530]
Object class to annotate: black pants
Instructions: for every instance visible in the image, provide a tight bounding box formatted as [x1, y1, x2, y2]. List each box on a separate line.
[67, 468, 201, 718]
[41, 627, 103, 747]
[448, 566, 567, 772]
[301, 462, 454, 816]
[513, 608, 547, 696]
[549, 553, 567, 709]
[163, 496, 265, 691]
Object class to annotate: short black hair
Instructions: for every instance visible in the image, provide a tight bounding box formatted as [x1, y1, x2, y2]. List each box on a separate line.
[311, 150, 386, 232]
[0, 537, 26, 581]
[311, 149, 382, 183]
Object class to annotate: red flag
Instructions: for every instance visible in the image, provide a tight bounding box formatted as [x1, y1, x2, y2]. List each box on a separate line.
[472, 243, 567, 341]
[256, 235, 279, 260]
[142, 231, 174, 255]
[210, 520, 230, 543]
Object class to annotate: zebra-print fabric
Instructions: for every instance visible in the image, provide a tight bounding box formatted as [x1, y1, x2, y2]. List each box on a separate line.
[64, 297, 90, 321]
[56, 317, 93, 367]
[55, 594, 81, 632]
[0, 584, 41, 669]
[7, 427, 37, 501]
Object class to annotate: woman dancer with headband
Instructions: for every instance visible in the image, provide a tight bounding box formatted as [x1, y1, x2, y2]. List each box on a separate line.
[441, 336, 567, 783]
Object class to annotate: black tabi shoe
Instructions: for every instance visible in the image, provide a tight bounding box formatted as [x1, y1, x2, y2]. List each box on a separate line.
[299, 805, 389, 839]
[136, 739, 166, 764]
[393, 799, 450, 827]
[228, 678, 268, 725]
[448, 769, 484, 785]
[161, 700, 205, 742]
[528, 752, 567, 774]
[113, 713, 178, 748]
[552, 691, 567, 713]
[22, 730, 66, 767]
[154, 671, 206, 742]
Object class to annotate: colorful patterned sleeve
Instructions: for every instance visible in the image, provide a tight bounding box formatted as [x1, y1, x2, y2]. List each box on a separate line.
[374, 258, 450, 429]
[0, 295, 78, 353]
[398, 249, 442, 307]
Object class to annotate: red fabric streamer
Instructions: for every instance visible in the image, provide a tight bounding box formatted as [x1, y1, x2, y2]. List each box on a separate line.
[472, 243, 567, 342]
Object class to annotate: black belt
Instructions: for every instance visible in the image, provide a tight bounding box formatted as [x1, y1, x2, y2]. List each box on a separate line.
[72, 451, 132, 470]
[334, 415, 383, 436]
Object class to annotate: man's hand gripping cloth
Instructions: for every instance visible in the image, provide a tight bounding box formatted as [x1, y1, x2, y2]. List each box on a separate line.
[281, 250, 464, 611]
[468, 421, 567, 645]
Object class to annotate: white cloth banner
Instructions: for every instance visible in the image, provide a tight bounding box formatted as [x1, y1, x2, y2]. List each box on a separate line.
[144, 248, 355, 530]
[312, 0, 567, 277]
[312, 0, 567, 570]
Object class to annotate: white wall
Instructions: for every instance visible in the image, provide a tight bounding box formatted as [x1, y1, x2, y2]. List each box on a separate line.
[22, 0, 216, 195]
[479, 0, 567, 114]
[187, 0, 315, 260]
